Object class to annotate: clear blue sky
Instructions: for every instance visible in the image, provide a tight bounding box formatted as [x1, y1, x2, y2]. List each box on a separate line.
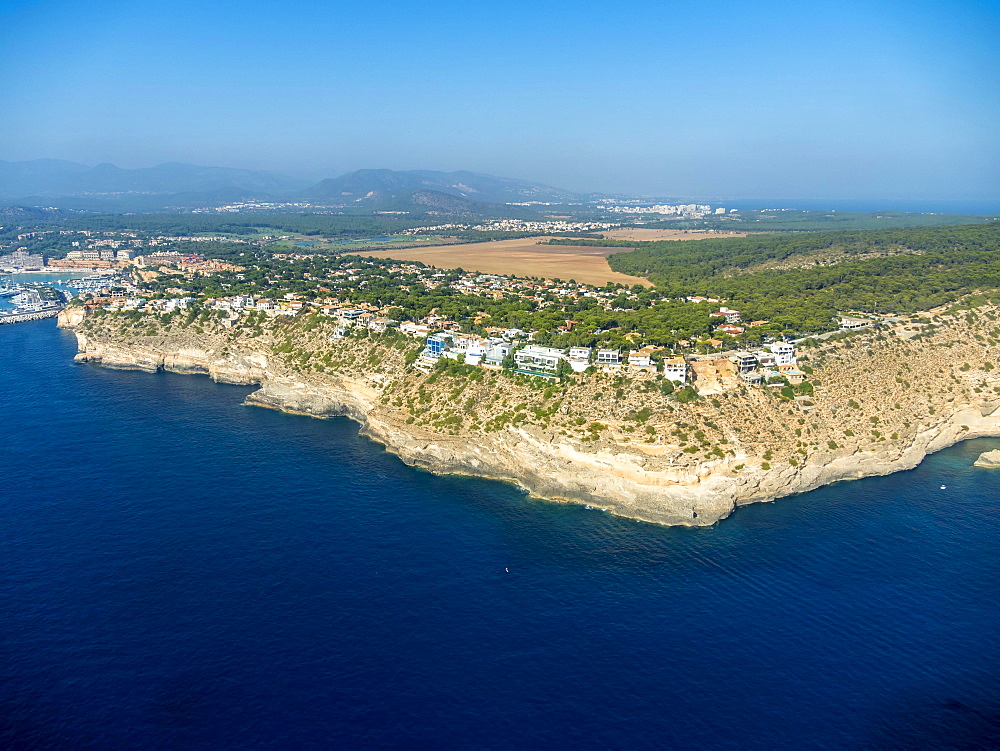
[1, 0, 998, 199]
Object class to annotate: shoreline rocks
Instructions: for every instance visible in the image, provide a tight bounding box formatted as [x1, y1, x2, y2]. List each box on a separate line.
[974, 449, 1000, 468]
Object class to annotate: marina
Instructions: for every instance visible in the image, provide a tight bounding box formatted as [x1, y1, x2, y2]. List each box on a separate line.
[0, 271, 130, 325]
[0, 285, 65, 324]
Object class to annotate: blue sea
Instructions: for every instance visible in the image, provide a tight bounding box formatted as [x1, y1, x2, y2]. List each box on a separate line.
[3, 319, 1000, 749]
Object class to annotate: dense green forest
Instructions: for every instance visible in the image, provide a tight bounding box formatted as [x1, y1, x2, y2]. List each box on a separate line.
[139, 252, 727, 351]
[638, 210, 999, 232]
[32, 213, 431, 238]
[0, 214, 552, 259]
[607, 223, 1000, 331]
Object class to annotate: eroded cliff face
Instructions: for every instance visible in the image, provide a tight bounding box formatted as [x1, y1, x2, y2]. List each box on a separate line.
[60, 306, 1000, 526]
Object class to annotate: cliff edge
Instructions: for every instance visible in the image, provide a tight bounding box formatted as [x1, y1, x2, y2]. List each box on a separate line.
[60, 304, 1000, 526]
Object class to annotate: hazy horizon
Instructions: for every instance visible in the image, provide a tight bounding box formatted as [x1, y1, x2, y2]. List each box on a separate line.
[2, 0, 998, 201]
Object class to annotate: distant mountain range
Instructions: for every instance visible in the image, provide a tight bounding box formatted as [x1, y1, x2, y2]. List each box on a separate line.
[0, 160, 585, 217]
[367, 188, 541, 220]
[0, 204, 66, 220]
[300, 168, 578, 205]
[0, 159, 306, 198]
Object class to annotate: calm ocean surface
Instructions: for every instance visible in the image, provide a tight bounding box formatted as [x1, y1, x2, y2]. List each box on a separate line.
[3, 319, 1000, 749]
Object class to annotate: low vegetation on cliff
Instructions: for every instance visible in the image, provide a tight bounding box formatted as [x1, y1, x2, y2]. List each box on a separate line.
[74, 293, 1000, 483]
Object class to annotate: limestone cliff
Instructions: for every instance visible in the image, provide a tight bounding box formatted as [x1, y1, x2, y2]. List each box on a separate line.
[59, 304, 1000, 526]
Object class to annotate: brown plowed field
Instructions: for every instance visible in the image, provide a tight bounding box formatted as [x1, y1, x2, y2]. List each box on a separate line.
[360, 238, 652, 286]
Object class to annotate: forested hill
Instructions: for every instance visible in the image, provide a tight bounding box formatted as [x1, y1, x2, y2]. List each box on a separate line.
[607, 223, 1000, 332]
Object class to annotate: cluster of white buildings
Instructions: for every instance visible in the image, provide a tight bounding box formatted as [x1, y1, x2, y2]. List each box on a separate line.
[399, 219, 619, 235]
[1, 248, 46, 270]
[725, 342, 805, 385]
[192, 202, 319, 214]
[64, 249, 135, 262]
[598, 204, 733, 218]
[415, 332, 693, 382]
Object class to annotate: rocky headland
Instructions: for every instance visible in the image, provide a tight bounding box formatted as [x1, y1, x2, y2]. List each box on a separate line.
[58, 302, 1000, 526]
[974, 449, 1000, 468]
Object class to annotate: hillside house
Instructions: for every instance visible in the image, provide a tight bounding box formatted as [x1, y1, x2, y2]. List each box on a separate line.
[482, 342, 513, 369]
[662, 356, 688, 383]
[514, 345, 565, 377]
[464, 344, 487, 366]
[767, 342, 796, 366]
[839, 316, 871, 330]
[567, 347, 593, 373]
[399, 321, 432, 338]
[596, 349, 622, 367]
[423, 334, 451, 361]
[712, 307, 741, 323]
[729, 351, 758, 374]
[780, 367, 807, 385]
[628, 345, 658, 370]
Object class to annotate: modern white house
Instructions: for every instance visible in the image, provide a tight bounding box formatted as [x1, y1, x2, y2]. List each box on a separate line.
[839, 316, 871, 330]
[514, 345, 565, 376]
[767, 342, 796, 366]
[661, 356, 688, 383]
[567, 346, 593, 373]
[628, 346, 657, 369]
[482, 342, 513, 369]
[596, 349, 622, 366]
[464, 344, 487, 366]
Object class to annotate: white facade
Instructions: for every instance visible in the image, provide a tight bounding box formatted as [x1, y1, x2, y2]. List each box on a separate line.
[514, 345, 565, 373]
[767, 342, 797, 367]
[662, 357, 688, 383]
[567, 346, 593, 373]
[628, 348, 656, 368]
[464, 344, 486, 366]
[839, 316, 870, 330]
[483, 342, 513, 369]
[596, 349, 621, 366]
[628, 353, 652, 368]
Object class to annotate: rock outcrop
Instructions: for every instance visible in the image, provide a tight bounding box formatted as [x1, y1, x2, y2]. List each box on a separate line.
[974, 449, 1000, 468]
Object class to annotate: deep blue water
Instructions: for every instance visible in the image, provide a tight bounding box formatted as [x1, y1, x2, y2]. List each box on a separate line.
[3, 320, 1000, 749]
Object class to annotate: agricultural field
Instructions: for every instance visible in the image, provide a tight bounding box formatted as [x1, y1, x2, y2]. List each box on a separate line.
[288, 233, 459, 253]
[600, 228, 749, 241]
[360, 237, 653, 286]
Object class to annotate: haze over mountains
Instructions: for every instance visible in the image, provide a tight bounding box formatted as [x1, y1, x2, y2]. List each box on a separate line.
[301, 169, 579, 205]
[0, 159, 586, 215]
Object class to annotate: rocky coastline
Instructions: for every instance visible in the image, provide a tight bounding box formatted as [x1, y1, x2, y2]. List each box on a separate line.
[59, 305, 1000, 526]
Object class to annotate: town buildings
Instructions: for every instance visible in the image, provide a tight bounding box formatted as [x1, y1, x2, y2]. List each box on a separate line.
[1, 248, 45, 269]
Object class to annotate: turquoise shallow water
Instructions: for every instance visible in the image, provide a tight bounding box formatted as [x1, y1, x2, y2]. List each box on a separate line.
[3, 319, 1000, 749]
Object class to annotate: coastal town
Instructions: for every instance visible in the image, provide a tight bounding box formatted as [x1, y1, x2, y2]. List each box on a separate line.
[14, 215, 1000, 528]
[6, 236, 894, 398]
